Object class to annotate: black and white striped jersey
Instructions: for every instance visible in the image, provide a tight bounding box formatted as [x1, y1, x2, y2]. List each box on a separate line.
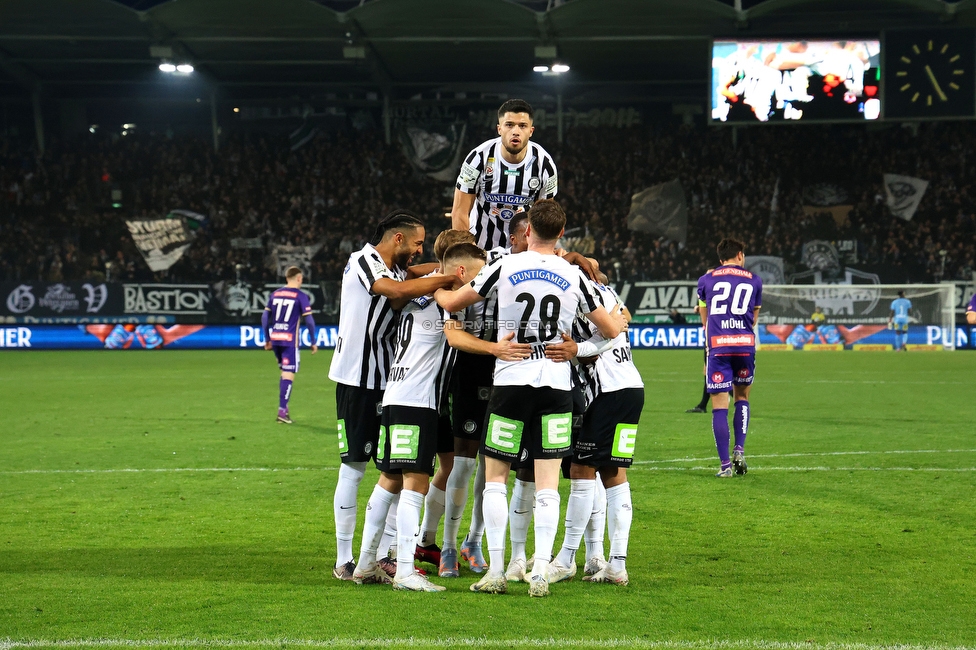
[328, 243, 407, 391]
[470, 250, 600, 390]
[572, 282, 644, 405]
[456, 138, 557, 250]
[463, 245, 509, 342]
[382, 291, 458, 412]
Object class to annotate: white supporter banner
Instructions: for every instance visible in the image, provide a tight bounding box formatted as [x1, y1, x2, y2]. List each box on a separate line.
[124, 218, 192, 272]
[271, 243, 323, 280]
[883, 173, 928, 221]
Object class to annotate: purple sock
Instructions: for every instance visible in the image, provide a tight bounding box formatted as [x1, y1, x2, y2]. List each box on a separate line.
[733, 400, 749, 451]
[279, 379, 292, 410]
[712, 408, 731, 467]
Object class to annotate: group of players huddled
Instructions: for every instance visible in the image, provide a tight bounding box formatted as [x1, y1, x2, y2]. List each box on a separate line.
[262, 100, 766, 595]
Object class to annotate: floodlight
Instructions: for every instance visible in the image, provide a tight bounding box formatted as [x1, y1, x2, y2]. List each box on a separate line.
[176, 64, 194, 74]
[551, 64, 570, 73]
[533, 65, 549, 72]
[159, 63, 177, 73]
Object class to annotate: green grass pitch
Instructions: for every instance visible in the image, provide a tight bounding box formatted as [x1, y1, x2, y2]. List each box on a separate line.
[1, 349, 974, 650]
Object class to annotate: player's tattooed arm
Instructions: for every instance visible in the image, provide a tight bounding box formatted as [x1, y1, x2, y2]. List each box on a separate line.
[372, 275, 455, 311]
[444, 320, 530, 361]
[450, 189, 476, 232]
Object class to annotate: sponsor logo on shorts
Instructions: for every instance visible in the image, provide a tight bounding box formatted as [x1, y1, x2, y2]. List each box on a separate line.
[711, 334, 755, 347]
[477, 387, 490, 400]
[337, 420, 347, 453]
[738, 368, 750, 378]
[711, 372, 725, 383]
[389, 425, 419, 460]
[485, 414, 524, 454]
[463, 420, 478, 434]
[612, 424, 638, 460]
[375, 401, 383, 416]
[542, 413, 572, 450]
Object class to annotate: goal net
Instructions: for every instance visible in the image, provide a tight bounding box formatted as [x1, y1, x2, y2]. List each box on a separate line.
[759, 284, 955, 350]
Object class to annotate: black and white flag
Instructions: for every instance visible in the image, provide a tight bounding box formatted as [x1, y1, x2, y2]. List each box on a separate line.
[397, 122, 467, 182]
[125, 217, 192, 272]
[626, 179, 688, 245]
[883, 174, 928, 221]
[270, 243, 323, 280]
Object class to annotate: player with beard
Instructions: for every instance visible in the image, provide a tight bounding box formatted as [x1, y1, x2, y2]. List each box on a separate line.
[435, 199, 626, 597]
[328, 210, 456, 581]
[452, 99, 557, 250]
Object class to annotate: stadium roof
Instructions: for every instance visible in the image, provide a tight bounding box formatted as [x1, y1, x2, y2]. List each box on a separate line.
[2, 0, 976, 105]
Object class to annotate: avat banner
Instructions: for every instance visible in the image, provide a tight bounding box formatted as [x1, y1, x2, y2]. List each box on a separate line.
[615, 281, 699, 322]
[626, 180, 688, 245]
[125, 217, 193, 271]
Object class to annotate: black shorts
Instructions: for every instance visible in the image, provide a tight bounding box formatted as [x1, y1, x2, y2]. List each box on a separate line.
[481, 385, 574, 463]
[335, 383, 383, 463]
[575, 387, 644, 469]
[451, 352, 495, 441]
[375, 405, 439, 475]
[562, 377, 587, 479]
[437, 411, 454, 454]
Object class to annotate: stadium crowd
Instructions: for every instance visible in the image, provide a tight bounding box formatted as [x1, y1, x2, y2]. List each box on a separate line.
[1, 119, 974, 285]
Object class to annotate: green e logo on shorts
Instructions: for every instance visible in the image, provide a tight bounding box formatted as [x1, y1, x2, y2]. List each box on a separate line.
[542, 413, 572, 450]
[337, 419, 347, 454]
[613, 424, 638, 459]
[377, 425, 386, 461]
[485, 415, 524, 454]
[389, 424, 420, 460]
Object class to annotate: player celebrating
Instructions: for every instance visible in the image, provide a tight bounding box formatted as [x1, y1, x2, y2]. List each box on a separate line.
[435, 199, 626, 597]
[696, 238, 763, 478]
[889, 290, 912, 352]
[451, 99, 557, 250]
[547, 273, 643, 587]
[328, 210, 456, 581]
[262, 265, 317, 424]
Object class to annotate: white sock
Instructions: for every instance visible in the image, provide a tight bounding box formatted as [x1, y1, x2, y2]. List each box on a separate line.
[585, 477, 607, 562]
[443, 456, 477, 551]
[482, 481, 508, 577]
[466, 456, 486, 544]
[356, 484, 396, 570]
[556, 479, 595, 567]
[508, 479, 535, 563]
[532, 488, 560, 578]
[396, 489, 425, 580]
[420, 485, 445, 547]
[333, 461, 366, 567]
[606, 482, 633, 573]
[376, 493, 399, 561]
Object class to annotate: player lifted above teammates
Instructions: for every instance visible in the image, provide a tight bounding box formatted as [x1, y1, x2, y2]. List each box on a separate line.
[436, 199, 626, 597]
[262, 266, 317, 424]
[696, 238, 763, 478]
[452, 99, 557, 250]
[328, 210, 456, 581]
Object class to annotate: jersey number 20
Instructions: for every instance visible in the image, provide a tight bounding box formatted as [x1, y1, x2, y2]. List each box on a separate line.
[709, 281, 753, 316]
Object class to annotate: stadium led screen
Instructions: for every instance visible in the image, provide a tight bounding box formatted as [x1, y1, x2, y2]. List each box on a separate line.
[711, 40, 882, 123]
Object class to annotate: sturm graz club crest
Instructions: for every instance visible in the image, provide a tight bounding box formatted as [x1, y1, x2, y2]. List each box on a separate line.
[787, 267, 882, 317]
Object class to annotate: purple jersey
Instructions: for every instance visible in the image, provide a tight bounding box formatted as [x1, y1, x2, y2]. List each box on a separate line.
[264, 287, 312, 344]
[697, 265, 763, 356]
[969, 293, 976, 315]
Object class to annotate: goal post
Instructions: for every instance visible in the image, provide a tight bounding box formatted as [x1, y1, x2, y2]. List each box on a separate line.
[758, 284, 955, 351]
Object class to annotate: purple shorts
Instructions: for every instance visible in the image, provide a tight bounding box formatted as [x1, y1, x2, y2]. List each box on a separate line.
[706, 354, 755, 393]
[273, 343, 300, 373]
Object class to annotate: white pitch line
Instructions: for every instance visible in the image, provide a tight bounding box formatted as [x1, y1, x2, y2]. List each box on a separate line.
[1, 639, 974, 650]
[633, 449, 976, 466]
[0, 467, 336, 476]
[629, 466, 976, 472]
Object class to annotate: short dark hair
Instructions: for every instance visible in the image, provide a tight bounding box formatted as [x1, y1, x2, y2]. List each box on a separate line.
[898, 290, 906, 298]
[528, 199, 566, 241]
[285, 266, 302, 280]
[716, 238, 745, 263]
[509, 211, 529, 234]
[372, 209, 424, 244]
[497, 99, 533, 121]
[442, 243, 487, 268]
[433, 229, 475, 262]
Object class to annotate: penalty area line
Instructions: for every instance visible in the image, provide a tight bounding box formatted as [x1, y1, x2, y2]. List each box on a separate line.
[634, 449, 976, 466]
[1, 640, 975, 650]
